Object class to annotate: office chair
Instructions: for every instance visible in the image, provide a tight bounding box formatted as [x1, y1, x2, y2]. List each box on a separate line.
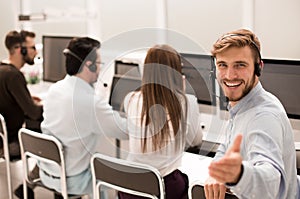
[188, 181, 238, 199]
[18, 128, 84, 199]
[91, 153, 165, 199]
[296, 149, 300, 175]
[0, 114, 13, 199]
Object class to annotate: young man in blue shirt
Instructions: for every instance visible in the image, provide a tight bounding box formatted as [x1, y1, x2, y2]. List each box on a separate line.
[204, 29, 298, 199]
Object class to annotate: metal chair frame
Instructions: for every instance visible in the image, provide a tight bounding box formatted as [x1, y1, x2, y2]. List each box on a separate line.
[0, 114, 13, 199]
[18, 128, 83, 199]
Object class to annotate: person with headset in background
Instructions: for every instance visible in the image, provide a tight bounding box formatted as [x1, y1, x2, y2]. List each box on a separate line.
[0, 30, 43, 160]
[119, 44, 203, 199]
[38, 37, 128, 198]
[204, 28, 299, 199]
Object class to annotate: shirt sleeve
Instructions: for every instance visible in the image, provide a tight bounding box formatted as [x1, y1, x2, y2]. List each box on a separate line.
[93, 95, 128, 140]
[7, 71, 43, 120]
[228, 114, 287, 198]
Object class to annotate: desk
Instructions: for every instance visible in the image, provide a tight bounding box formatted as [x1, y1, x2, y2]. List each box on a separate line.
[180, 152, 212, 185]
[27, 81, 53, 101]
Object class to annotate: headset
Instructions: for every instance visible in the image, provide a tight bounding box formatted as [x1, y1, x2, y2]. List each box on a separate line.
[21, 46, 27, 56]
[212, 33, 262, 77]
[63, 48, 107, 87]
[63, 48, 97, 72]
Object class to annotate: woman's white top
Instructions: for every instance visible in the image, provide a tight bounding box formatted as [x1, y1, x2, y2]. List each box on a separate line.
[124, 91, 203, 176]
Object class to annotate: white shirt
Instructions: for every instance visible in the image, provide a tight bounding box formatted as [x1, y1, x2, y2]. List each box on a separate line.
[40, 75, 128, 176]
[124, 91, 203, 176]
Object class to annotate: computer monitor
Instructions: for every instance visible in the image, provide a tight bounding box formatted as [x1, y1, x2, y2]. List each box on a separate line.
[43, 36, 74, 82]
[114, 60, 141, 78]
[109, 75, 142, 112]
[180, 53, 216, 106]
[260, 58, 300, 119]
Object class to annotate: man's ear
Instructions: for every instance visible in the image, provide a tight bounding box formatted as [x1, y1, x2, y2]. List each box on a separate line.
[260, 60, 264, 70]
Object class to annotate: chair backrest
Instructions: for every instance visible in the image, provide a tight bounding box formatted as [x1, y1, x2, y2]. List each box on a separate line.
[18, 128, 68, 198]
[188, 181, 238, 199]
[91, 153, 165, 199]
[0, 114, 13, 199]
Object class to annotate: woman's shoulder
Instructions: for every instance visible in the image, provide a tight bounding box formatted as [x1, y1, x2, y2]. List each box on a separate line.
[184, 94, 198, 105]
[124, 91, 141, 105]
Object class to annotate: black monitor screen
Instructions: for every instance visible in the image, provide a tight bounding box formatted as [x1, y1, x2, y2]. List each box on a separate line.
[260, 58, 300, 119]
[115, 60, 141, 78]
[180, 53, 215, 106]
[43, 36, 73, 82]
[109, 75, 142, 112]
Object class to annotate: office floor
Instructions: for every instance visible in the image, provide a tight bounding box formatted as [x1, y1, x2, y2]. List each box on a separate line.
[0, 133, 121, 199]
[0, 158, 119, 199]
[0, 159, 54, 199]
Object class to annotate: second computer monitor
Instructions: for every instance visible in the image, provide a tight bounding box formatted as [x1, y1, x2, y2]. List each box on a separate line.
[180, 53, 216, 106]
[43, 35, 74, 82]
[109, 74, 142, 112]
[114, 60, 141, 78]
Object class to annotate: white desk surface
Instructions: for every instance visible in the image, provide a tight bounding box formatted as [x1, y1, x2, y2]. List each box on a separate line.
[27, 81, 300, 151]
[180, 152, 212, 186]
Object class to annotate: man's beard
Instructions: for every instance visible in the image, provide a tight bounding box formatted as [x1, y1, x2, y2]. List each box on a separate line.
[24, 55, 35, 65]
[226, 74, 256, 102]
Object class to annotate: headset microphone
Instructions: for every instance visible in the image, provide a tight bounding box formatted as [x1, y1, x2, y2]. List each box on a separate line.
[99, 79, 108, 87]
[212, 92, 229, 103]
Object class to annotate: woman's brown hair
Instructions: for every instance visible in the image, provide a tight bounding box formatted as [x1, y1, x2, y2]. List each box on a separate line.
[140, 44, 187, 153]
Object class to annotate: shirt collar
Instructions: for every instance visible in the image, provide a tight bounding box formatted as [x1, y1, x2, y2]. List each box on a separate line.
[65, 75, 95, 93]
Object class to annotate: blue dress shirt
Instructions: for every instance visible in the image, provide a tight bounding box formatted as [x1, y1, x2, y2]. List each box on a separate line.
[215, 82, 298, 199]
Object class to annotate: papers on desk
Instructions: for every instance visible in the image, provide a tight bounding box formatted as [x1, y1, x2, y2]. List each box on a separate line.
[179, 152, 212, 185]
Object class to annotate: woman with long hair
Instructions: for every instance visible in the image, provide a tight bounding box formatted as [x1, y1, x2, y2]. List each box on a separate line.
[121, 44, 203, 199]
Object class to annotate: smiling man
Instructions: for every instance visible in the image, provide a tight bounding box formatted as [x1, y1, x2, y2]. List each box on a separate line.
[204, 29, 298, 199]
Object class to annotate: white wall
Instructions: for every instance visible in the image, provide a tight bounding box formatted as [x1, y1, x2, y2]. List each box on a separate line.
[1, 0, 299, 60]
[0, 0, 18, 60]
[166, 0, 243, 54]
[255, 0, 300, 59]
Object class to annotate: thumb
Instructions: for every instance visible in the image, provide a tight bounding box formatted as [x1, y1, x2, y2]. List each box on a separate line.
[226, 134, 243, 154]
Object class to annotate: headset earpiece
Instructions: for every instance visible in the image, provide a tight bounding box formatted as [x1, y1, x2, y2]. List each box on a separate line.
[254, 62, 261, 77]
[21, 46, 27, 56]
[88, 63, 97, 73]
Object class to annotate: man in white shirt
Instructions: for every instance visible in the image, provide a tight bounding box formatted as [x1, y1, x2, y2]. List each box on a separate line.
[39, 37, 128, 197]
